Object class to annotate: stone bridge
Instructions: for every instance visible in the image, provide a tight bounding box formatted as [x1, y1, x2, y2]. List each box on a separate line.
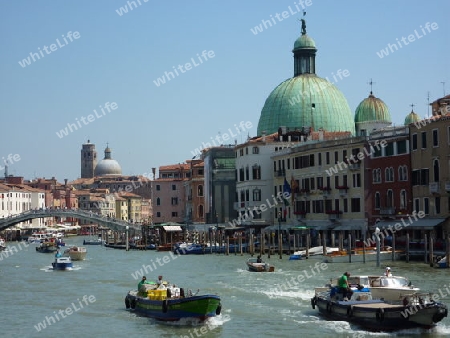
[0, 209, 142, 232]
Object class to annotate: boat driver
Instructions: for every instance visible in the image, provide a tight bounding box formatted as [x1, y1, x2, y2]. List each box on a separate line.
[384, 267, 392, 277]
[338, 272, 353, 300]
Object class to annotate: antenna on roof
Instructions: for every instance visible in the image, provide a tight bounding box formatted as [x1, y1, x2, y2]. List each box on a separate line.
[441, 81, 446, 97]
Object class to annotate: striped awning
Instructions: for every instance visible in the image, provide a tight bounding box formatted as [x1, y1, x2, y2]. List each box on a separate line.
[162, 225, 182, 231]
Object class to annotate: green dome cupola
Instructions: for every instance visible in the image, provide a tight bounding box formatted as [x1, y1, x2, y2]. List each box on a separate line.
[354, 91, 391, 136]
[257, 18, 355, 136]
[404, 110, 421, 125]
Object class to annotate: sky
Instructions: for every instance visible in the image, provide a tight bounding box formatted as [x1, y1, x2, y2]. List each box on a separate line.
[1, 0, 449, 182]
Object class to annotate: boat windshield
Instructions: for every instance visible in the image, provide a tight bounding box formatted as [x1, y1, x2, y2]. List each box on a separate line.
[380, 277, 409, 287]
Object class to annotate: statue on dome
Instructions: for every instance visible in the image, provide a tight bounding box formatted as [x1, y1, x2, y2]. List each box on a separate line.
[301, 18, 306, 35]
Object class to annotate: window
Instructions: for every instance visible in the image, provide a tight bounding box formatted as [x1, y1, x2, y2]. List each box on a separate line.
[252, 165, 261, 180]
[326, 152, 330, 165]
[171, 212, 178, 217]
[156, 212, 161, 217]
[239, 168, 245, 181]
[239, 149, 244, 156]
[156, 185, 160, 191]
[156, 197, 161, 206]
[397, 140, 407, 154]
[400, 190, 407, 209]
[414, 198, 420, 213]
[343, 198, 348, 212]
[318, 153, 322, 166]
[435, 197, 441, 214]
[198, 169, 204, 175]
[171, 197, 178, 205]
[198, 205, 204, 218]
[352, 173, 361, 187]
[317, 177, 323, 189]
[375, 192, 380, 209]
[385, 167, 394, 182]
[198, 185, 204, 197]
[432, 129, 438, 147]
[398, 165, 408, 181]
[252, 189, 261, 202]
[424, 197, 429, 215]
[246, 147, 248, 155]
[172, 184, 176, 191]
[385, 143, 394, 156]
[386, 190, 394, 208]
[372, 168, 381, 183]
[334, 151, 339, 164]
[412, 134, 417, 150]
[252, 146, 259, 154]
[313, 200, 324, 213]
[351, 198, 360, 212]
[420, 169, 429, 185]
[245, 166, 249, 180]
[433, 159, 440, 182]
[421, 132, 427, 149]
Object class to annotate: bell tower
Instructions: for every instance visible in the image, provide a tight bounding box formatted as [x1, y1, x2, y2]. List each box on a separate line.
[81, 140, 97, 178]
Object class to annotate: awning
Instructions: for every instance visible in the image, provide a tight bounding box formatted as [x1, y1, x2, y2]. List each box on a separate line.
[333, 224, 364, 231]
[376, 218, 446, 231]
[163, 225, 182, 231]
[309, 221, 334, 231]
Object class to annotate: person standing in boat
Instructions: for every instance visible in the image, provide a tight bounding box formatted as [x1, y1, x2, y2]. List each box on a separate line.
[55, 249, 62, 258]
[338, 272, 353, 300]
[138, 276, 150, 290]
[257, 255, 262, 263]
[156, 275, 166, 289]
[384, 267, 392, 277]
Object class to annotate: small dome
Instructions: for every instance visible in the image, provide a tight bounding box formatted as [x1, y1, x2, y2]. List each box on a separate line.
[294, 34, 316, 50]
[404, 110, 421, 125]
[355, 93, 391, 123]
[94, 145, 122, 176]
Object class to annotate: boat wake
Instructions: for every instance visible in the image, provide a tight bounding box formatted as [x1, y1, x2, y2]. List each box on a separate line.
[159, 314, 230, 327]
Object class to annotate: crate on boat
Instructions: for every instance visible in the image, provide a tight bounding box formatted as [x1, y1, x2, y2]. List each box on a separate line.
[148, 289, 167, 300]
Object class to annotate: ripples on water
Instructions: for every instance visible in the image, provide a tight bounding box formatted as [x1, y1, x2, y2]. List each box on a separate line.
[1, 237, 449, 337]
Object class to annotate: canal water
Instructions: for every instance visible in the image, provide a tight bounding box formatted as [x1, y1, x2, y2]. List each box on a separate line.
[1, 237, 450, 338]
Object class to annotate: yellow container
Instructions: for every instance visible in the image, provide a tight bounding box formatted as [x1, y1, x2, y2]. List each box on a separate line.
[148, 289, 167, 301]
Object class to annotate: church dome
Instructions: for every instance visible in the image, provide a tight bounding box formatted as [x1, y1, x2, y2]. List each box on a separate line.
[94, 145, 122, 176]
[257, 19, 355, 136]
[355, 93, 391, 124]
[404, 110, 421, 125]
[257, 75, 355, 135]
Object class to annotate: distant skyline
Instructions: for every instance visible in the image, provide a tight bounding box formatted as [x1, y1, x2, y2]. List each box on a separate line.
[1, 0, 449, 182]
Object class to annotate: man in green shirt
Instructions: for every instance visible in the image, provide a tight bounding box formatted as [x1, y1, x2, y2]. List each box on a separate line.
[138, 276, 151, 291]
[338, 272, 353, 300]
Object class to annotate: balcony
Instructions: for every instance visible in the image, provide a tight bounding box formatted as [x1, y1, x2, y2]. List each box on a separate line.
[336, 186, 349, 196]
[379, 207, 395, 215]
[349, 163, 361, 171]
[429, 182, 440, 194]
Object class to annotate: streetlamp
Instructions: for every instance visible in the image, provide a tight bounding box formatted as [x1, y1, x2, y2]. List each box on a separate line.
[278, 211, 282, 259]
[375, 226, 381, 267]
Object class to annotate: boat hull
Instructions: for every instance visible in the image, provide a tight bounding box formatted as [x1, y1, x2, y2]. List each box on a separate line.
[52, 262, 73, 270]
[125, 292, 221, 321]
[312, 294, 448, 331]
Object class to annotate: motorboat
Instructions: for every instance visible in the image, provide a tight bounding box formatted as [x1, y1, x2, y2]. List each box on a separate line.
[434, 256, 448, 268]
[322, 247, 402, 263]
[52, 256, 73, 270]
[125, 282, 221, 322]
[64, 246, 87, 261]
[317, 275, 420, 304]
[36, 241, 59, 253]
[246, 257, 274, 272]
[311, 280, 448, 331]
[290, 246, 339, 260]
[27, 233, 49, 244]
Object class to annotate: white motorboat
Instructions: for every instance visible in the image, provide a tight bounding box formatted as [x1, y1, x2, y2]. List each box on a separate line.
[27, 233, 49, 244]
[290, 246, 339, 260]
[64, 246, 87, 261]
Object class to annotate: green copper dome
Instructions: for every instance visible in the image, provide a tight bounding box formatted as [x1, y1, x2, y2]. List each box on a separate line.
[257, 19, 355, 136]
[404, 110, 421, 125]
[257, 74, 355, 135]
[294, 34, 316, 50]
[354, 93, 391, 123]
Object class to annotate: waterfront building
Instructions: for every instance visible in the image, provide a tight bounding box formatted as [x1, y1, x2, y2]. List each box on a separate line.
[202, 146, 236, 224]
[151, 163, 189, 224]
[184, 159, 206, 225]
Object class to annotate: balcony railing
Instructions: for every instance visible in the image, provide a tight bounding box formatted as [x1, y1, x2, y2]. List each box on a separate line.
[349, 163, 361, 170]
[429, 182, 439, 194]
[379, 207, 395, 215]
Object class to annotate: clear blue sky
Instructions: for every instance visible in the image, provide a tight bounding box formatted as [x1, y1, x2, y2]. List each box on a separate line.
[1, 0, 448, 181]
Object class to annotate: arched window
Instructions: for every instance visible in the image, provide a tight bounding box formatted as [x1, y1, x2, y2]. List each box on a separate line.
[253, 188, 261, 202]
[386, 190, 394, 208]
[433, 159, 440, 182]
[197, 185, 204, 197]
[156, 197, 161, 206]
[400, 190, 407, 209]
[375, 192, 380, 209]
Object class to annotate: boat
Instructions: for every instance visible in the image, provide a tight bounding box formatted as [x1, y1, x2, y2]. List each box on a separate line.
[0, 237, 6, 251]
[83, 236, 104, 245]
[311, 281, 448, 331]
[64, 246, 87, 261]
[27, 233, 49, 244]
[434, 256, 448, 268]
[52, 256, 73, 270]
[246, 257, 274, 272]
[290, 246, 339, 260]
[173, 242, 249, 255]
[322, 247, 402, 263]
[36, 241, 59, 253]
[124, 283, 221, 322]
[317, 274, 420, 304]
